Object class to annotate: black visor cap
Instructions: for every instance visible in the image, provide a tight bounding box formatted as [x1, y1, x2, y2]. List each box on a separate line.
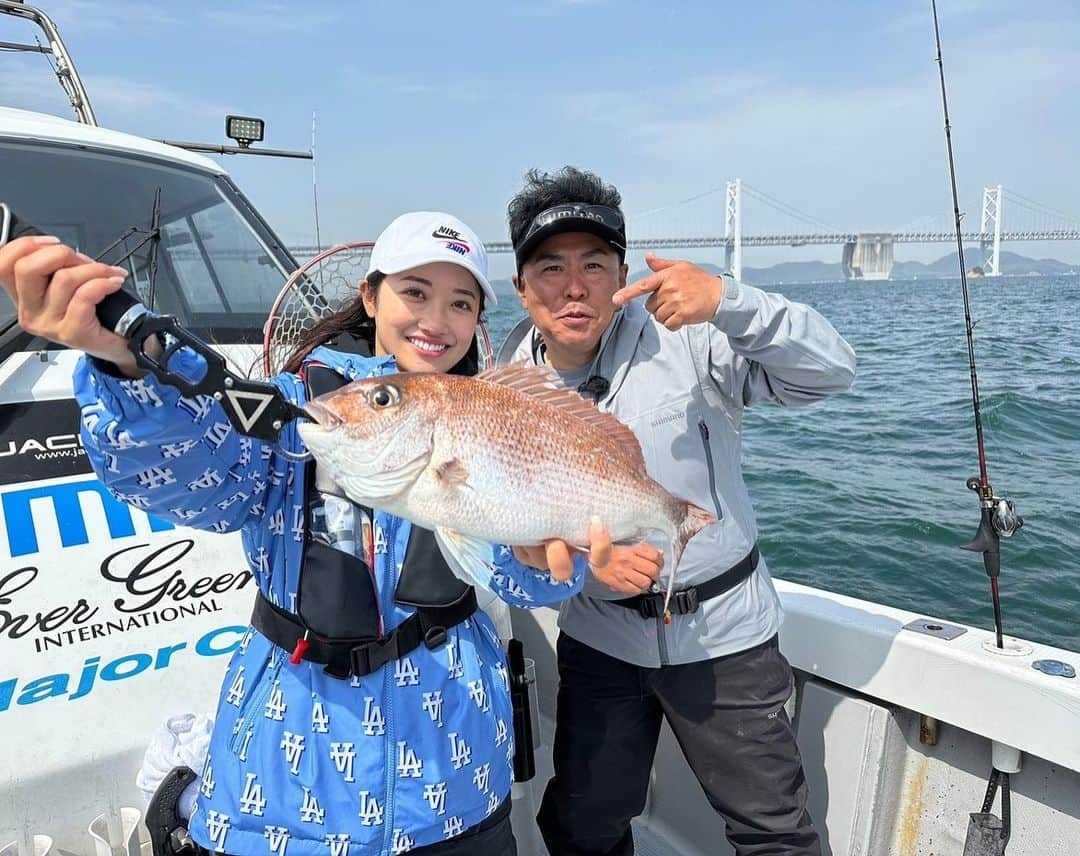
[514, 204, 627, 270]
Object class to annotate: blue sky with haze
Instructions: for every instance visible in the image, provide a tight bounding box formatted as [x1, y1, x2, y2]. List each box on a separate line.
[2, 0, 1078, 278]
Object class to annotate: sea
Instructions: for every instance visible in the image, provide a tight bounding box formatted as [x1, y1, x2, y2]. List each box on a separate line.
[483, 275, 1080, 653]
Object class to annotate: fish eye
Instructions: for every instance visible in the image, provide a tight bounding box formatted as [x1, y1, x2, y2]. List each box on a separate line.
[369, 384, 400, 408]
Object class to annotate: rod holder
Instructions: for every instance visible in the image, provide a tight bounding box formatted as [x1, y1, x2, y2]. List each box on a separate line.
[992, 741, 1022, 775]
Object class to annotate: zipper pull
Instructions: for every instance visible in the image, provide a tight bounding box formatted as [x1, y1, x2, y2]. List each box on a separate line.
[290, 630, 311, 665]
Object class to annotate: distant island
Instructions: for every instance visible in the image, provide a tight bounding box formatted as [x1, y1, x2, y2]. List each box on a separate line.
[717, 247, 1077, 284]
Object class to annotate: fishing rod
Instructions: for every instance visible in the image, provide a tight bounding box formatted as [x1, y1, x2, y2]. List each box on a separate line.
[930, 0, 1022, 651]
[931, 4, 1024, 854]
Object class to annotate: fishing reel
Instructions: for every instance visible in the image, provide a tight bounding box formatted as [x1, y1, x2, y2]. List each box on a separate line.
[966, 477, 1024, 538]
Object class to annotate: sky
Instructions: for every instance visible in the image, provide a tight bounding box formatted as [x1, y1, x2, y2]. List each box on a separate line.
[3, 0, 1079, 279]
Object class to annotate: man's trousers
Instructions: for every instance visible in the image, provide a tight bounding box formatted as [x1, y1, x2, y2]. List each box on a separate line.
[537, 633, 820, 856]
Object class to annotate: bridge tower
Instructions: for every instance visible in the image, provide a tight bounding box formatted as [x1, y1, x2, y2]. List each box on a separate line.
[724, 178, 742, 281]
[980, 185, 1003, 277]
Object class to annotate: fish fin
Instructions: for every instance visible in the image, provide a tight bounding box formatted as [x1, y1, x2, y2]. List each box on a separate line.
[475, 359, 560, 387]
[478, 361, 645, 469]
[434, 527, 497, 591]
[338, 450, 430, 507]
[662, 500, 717, 617]
[433, 457, 470, 488]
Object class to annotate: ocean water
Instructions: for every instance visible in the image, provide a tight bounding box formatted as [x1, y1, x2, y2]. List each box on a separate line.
[484, 276, 1080, 652]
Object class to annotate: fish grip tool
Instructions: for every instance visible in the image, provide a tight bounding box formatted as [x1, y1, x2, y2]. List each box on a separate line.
[1, 204, 307, 445]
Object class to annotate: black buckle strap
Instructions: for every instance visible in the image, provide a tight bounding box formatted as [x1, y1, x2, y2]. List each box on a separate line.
[348, 632, 402, 677]
[346, 608, 458, 677]
[251, 589, 477, 679]
[612, 544, 759, 620]
[631, 586, 698, 620]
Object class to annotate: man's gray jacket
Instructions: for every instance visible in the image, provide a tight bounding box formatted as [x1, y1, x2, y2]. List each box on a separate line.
[499, 277, 856, 667]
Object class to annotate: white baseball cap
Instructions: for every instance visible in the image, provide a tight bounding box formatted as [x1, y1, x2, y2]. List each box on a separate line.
[367, 211, 497, 305]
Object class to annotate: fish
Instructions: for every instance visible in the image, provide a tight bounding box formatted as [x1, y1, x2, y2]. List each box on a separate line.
[296, 361, 716, 616]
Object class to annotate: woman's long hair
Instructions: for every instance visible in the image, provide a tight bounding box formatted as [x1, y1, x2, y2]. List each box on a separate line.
[281, 271, 485, 377]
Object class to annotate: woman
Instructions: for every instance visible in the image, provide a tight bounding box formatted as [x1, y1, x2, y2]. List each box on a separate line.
[0, 212, 608, 855]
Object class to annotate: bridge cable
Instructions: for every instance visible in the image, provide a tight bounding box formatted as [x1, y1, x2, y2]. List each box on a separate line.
[741, 182, 838, 232]
[627, 185, 727, 222]
[1002, 189, 1080, 228]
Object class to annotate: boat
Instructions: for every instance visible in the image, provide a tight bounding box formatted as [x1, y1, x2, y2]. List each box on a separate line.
[1, 3, 299, 852]
[2, 3, 1078, 855]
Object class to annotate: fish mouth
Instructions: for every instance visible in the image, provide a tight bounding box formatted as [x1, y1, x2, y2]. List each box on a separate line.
[303, 400, 343, 429]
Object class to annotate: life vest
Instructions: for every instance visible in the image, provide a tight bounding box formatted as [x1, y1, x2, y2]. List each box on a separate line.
[251, 345, 475, 679]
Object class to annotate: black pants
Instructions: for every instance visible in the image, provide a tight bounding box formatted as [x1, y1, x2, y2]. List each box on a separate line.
[537, 633, 820, 856]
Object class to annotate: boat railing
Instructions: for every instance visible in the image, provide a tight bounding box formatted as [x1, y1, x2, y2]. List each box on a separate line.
[0, 0, 96, 125]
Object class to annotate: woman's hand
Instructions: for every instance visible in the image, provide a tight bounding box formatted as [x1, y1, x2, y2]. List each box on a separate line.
[0, 236, 141, 374]
[512, 517, 613, 582]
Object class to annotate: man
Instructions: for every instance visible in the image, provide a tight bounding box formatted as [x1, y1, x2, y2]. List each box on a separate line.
[498, 167, 856, 856]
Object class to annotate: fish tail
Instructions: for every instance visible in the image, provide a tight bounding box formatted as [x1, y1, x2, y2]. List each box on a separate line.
[671, 500, 716, 570]
[662, 501, 718, 619]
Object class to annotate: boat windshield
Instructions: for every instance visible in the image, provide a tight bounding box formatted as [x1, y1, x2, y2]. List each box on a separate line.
[0, 139, 295, 343]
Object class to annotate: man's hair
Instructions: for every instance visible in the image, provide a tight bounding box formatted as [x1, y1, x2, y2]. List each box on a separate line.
[507, 166, 623, 250]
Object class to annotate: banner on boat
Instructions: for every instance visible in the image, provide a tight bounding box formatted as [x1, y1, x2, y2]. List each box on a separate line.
[0, 418, 254, 776]
[0, 398, 92, 484]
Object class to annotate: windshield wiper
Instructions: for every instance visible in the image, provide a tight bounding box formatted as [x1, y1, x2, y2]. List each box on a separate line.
[92, 188, 162, 311]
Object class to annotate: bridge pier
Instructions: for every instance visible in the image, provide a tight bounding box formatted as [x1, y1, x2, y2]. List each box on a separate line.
[842, 233, 895, 280]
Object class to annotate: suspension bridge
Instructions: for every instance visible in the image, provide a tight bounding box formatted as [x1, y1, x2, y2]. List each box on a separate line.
[291, 181, 1080, 280]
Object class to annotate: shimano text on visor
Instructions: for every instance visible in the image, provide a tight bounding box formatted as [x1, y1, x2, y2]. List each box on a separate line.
[515, 203, 626, 268]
